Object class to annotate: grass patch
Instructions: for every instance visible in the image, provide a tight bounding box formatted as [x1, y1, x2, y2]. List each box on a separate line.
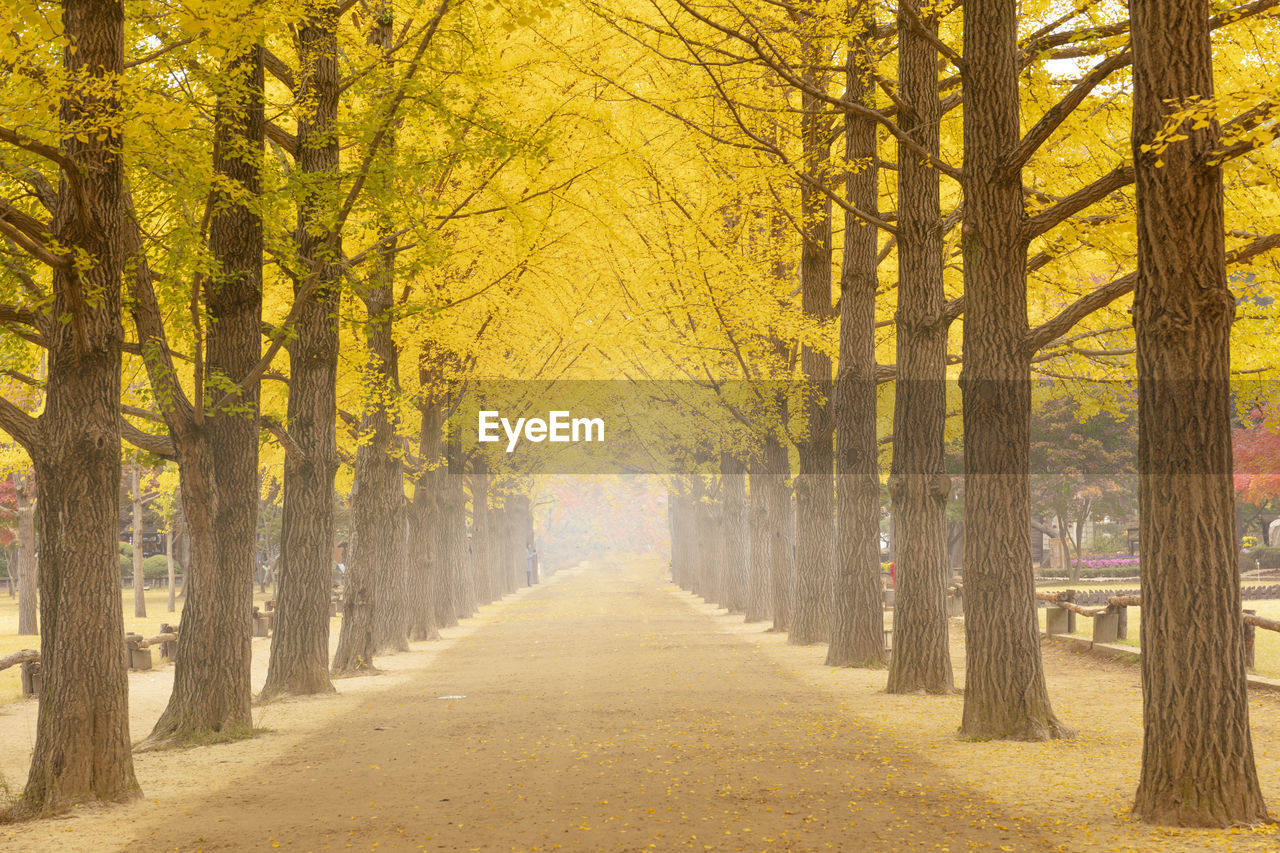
[137, 722, 267, 752]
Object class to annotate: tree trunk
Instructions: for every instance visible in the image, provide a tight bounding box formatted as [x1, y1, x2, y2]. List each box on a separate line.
[16, 0, 139, 815]
[166, 527, 175, 613]
[262, 4, 341, 699]
[827, 12, 886, 669]
[701, 478, 725, 606]
[1060, 515, 1078, 585]
[330, 469, 382, 674]
[408, 492, 442, 641]
[367, 8, 409, 658]
[370, 493, 410, 655]
[885, 0, 953, 694]
[15, 474, 38, 636]
[669, 483, 691, 591]
[721, 457, 748, 613]
[176, 509, 190, 599]
[497, 502, 516, 596]
[790, 63, 836, 646]
[744, 459, 771, 622]
[471, 459, 495, 605]
[444, 426, 474, 617]
[334, 142, 407, 667]
[143, 46, 263, 744]
[489, 500, 503, 597]
[959, 0, 1065, 739]
[1130, 0, 1267, 825]
[765, 434, 793, 632]
[431, 467, 458, 626]
[132, 462, 147, 617]
[409, 384, 446, 640]
[509, 494, 534, 587]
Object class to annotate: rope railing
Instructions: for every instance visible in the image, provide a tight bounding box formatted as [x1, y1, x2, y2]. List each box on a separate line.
[3, 624, 181, 697]
[1038, 590, 1276, 667]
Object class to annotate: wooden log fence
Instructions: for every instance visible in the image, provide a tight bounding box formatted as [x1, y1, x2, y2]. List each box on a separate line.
[1040, 584, 1280, 607]
[0, 648, 40, 672]
[1040, 591, 1277, 666]
[2, 626, 181, 697]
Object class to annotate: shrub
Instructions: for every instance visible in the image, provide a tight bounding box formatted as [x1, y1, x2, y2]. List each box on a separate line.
[143, 554, 172, 579]
[119, 550, 177, 580]
[1248, 547, 1280, 570]
[1079, 555, 1141, 570]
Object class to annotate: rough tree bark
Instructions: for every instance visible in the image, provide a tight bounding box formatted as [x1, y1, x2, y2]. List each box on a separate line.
[425, 408, 456, 629]
[13, 0, 140, 815]
[131, 462, 147, 617]
[365, 7, 410, 658]
[498, 501, 517, 595]
[669, 482, 692, 591]
[334, 20, 407, 665]
[141, 45, 263, 745]
[471, 457, 495, 605]
[885, 2, 953, 693]
[765, 433, 793, 633]
[165, 527, 175, 613]
[745, 458, 771, 622]
[959, 0, 1065, 739]
[721, 456, 748, 613]
[14, 474, 37, 636]
[509, 494, 534, 586]
[702, 477, 726, 606]
[1129, 0, 1267, 825]
[488, 502, 506, 597]
[444, 426, 475, 617]
[409, 376, 446, 640]
[367, 491, 409, 656]
[681, 476, 706, 598]
[262, 2, 341, 699]
[790, 57, 836, 646]
[827, 11, 886, 669]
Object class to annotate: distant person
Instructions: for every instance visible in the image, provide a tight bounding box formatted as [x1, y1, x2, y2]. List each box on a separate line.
[526, 542, 537, 586]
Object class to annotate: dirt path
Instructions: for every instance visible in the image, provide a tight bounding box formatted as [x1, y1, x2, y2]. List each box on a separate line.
[4, 558, 1280, 852]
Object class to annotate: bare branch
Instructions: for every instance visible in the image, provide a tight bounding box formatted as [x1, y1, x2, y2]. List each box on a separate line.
[1022, 234, 1280, 354]
[0, 397, 38, 450]
[262, 48, 297, 91]
[261, 414, 305, 461]
[1004, 50, 1131, 175]
[120, 416, 177, 460]
[1023, 164, 1133, 239]
[0, 127, 90, 229]
[265, 121, 298, 156]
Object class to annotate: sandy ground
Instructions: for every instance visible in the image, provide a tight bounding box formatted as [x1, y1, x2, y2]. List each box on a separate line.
[1, 558, 1279, 852]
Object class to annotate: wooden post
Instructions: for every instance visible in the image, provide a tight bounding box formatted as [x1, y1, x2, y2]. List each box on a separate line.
[1063, 589, 1077, 633]
[1045, 605, 1070, 635]
[1244, 609, 1256, 669]
[20, 660, 41, 696]
[1116, 604, 1128, 640]
[1093, 605, 1121, 643]
[159, 622, 179, 661]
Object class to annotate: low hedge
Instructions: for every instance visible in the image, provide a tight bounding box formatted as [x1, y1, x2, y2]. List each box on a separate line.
[1247, 547, 1280, 570]
[1038, 565, 1140, 580]
[119, 552, 178, 579]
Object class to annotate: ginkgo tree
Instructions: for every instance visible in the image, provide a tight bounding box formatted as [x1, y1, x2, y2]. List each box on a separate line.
[1, 0, 1279, 831]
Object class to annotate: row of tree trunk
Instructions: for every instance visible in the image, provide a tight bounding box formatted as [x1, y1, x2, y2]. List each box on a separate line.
[0, 0, 504, 818]
[665, 0, 1267, 828]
